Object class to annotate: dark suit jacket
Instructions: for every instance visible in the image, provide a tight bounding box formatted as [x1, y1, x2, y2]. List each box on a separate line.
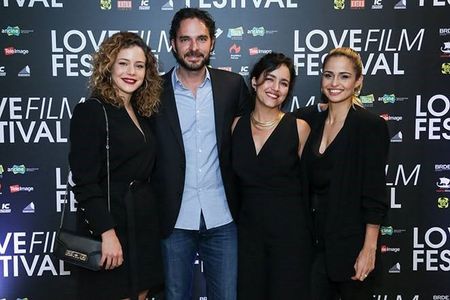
[299, 105, 390, 281]
[151, 67, 249, 238]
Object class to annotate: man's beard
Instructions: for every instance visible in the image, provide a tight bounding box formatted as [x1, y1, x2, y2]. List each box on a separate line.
[173, 49, 211, 71]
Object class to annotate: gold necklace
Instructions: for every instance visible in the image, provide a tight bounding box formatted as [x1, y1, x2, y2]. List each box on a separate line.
[250, 112, 283, 129]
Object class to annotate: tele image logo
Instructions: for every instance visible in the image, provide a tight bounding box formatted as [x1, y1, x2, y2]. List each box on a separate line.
[381, 244, 400, 253]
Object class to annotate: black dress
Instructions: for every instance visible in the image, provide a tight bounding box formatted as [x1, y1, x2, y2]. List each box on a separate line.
[69, 98, 163, 299]
[232, 113, 312, 300]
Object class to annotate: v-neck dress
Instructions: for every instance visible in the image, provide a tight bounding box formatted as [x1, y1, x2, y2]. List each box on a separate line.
[231, 113, 312, 299]
[69, 98, 163, 299]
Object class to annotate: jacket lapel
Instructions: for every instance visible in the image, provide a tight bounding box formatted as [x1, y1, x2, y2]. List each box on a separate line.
[209, 68, 225, 151]
[161, 69, 185, 152]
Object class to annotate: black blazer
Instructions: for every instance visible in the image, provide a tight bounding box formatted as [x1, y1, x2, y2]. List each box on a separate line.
[151, 67, 249, 238]
[299, 105, 390, 281]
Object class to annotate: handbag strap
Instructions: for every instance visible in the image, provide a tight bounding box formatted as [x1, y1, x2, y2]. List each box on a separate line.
[59, 97, 110, 230]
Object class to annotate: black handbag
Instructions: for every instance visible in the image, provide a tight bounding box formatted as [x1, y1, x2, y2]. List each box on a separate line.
[53, 98, 110, 271]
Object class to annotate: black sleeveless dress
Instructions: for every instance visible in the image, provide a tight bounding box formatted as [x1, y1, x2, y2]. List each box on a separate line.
[232, 113, 312, 300]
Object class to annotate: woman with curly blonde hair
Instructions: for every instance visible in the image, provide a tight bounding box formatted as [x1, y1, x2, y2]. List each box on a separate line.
[69, 32, 164, 299]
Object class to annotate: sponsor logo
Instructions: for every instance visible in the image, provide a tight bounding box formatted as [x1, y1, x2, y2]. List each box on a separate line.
[0, 66, 5, 76]
[442, 63, 450, 74]
[380, 226, 394, 236]
[379, 94, 396, 103]
[248, 47, 272, 56]
[390, 131, 403, 143]
[247, 26, 277, 36]
[380, 113, 403, 121]
[394, 0, 406, 9]
[334, 0, 345, 9]
[380, 225, 406, 235]
[9, 185, 34, 193]
[161, 0, 173, 10]
[1, 26, 33, 36]
[435, 164, 450, 171]
[0, 165, 4, 175]
[117, 0, 132, 9]
[239, 66, 249, 76]
[100, 0, 111, 10]
[0, 203, 11, 214]
[437, 197, 449, 209]
[227, 27, 244, 39]
[229, 44, 241, 59]
[381, 244, 400, 253]
[18, 65, 30, 77]
[218, 66, 232, 72]
[350, 0, 365, 9]
[139, 0, 150, 10]
[215, 28, 223, 38]
[7, 165, 39, 174]
[437, 177, 450, 189]
[4, 46, 29, 56]
[433, 296, 450, 300]
[388, 262, 401, 273]
[441, 42, 450, 57]
[372, 0, 383, 9]
[440, 28, 450, 36]
[23, 202, 35, 213]
[359, 94, 375, 107]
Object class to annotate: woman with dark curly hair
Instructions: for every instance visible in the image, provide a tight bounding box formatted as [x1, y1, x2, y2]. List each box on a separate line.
[69, 31, 163, 299]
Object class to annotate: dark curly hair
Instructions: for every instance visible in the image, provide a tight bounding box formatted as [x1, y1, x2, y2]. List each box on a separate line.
[89, 31, 162, 117]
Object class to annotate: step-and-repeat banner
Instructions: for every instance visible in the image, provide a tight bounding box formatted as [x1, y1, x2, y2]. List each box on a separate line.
[1, 0, 449, 299]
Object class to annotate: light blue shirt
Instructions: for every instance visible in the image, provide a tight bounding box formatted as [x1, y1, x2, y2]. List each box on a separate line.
[172, 66, 233, 230]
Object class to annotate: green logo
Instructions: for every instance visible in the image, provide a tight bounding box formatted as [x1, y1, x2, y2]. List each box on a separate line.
[442, 63, 450, 75]
[380, 94, 396, 104]
[0, 165, 4, 175]
[334, 0, 345, 9]
[248, 27, 265, 37]
[10, 165, 26, 174]
[100, 0, 111, 10]
[438, 197, 449, 209]
[3, 26, 20, 36]
[359, 94, 375, 104]
[380, 226, 394, 236]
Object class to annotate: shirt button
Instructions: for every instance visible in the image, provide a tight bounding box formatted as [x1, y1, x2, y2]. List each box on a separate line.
[199, 169, 202, 172]
[199, 149, 202, 153]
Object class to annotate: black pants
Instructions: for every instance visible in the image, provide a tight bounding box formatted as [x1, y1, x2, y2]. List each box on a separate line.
[311, 251, 373, 300]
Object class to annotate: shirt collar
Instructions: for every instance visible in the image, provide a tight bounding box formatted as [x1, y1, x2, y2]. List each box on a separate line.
[173, 64, 211, 89]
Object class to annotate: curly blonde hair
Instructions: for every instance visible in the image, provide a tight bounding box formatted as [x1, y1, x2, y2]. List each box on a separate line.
[89, 32, 162, 117]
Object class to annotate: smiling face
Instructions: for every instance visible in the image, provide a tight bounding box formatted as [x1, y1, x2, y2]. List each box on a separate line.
[252, 64, 291, 110]
[111, 45, 146, 102]
[171, 17, 214, 71]
[321, 55, 363, 105]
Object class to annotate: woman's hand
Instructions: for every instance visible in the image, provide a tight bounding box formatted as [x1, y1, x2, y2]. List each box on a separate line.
[351, 246, 376, 281]
[100, 229, 123, 270]
[351, 223, 380, 281]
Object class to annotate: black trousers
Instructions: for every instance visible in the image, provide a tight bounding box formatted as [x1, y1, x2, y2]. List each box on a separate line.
[311, 251, 374, 300]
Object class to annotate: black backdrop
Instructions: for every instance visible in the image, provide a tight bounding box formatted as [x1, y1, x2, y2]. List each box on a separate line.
[1, 0, 449, 299]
